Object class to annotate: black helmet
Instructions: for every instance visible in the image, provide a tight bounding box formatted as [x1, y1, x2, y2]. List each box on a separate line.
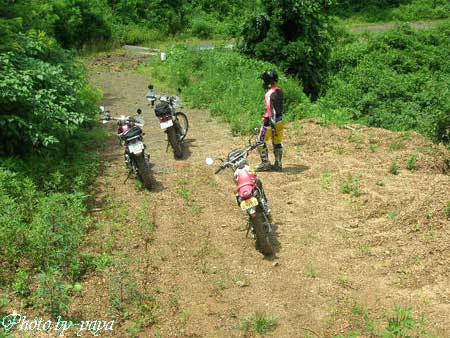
[261, 70, 278, 85]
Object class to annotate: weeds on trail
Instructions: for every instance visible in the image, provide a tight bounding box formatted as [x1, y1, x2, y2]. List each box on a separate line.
[340, 175, 361, 197]
[406, 154, 419, 171]
[34, 269, 71, 317]
[337, 305, 433, 338]
[305, 262, 319, 278]
[389, 142, 406, 152]
[369, 143, 380, 153]
[387, 210, 399, 220]
[337, 275, 354, 290]
[445, 201, 450, 219]
[176, 178, 203, 215]
[384, 306, 421, 337]
[241, 312, 279, 334]
[389, 161, 399, 175]
[321, 171, 333, 190]
[358, 244, 372, 257]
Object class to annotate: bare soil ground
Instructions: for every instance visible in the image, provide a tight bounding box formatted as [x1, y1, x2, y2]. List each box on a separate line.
[9, 50, 448, 338]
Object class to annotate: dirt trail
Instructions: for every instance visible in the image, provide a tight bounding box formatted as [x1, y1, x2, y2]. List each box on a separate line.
[78, 51, 450, 338]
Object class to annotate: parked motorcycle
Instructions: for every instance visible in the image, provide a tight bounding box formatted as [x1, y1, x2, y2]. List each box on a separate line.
[146, 85, 188, 159]
[100, 106, 153, 189]
[206, 137, 274, 256]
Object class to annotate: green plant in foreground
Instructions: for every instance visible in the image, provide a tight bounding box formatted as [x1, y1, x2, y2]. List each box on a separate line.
[305, 262, 319, 278]
[321, 171, 333, 190]
[389, 161, 399, 175]
[340, 175, 361, 197]
[34, 269, 71, 317]
[383, 306, 421, 338]
[445, 201, 450, 219]
[406, 154, 418, 171]
[241, 312, 279, 334]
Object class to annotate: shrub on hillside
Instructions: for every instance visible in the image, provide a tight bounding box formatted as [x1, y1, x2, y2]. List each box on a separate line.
[240, 0, 336, 99]
[316, 23, 450, 143]
[0, 30, 100, 155]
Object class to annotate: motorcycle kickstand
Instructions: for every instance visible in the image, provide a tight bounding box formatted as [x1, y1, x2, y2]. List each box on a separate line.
[166, 140, 170, 153]
[245, 224, 251, 238]
[124, 170, 132, 183]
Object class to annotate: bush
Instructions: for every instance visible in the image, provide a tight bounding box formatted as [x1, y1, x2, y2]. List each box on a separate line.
[316, 23, 450, 143]
[240, 0, 336, 99]
[191, 16, 214, 39]
[0, 30, 101, 155]
[1, 0, 113, 49]
[332, 0, 450, 22]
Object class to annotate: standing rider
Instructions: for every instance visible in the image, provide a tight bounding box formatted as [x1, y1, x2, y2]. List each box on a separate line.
[255, 70, 284, 172]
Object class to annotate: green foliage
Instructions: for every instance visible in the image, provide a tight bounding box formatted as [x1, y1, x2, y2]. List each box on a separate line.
[383, 306, 421, 338]
[240, 0, 336, 99]
[389, 161, 399, 175]
[144, 47, 310, 134]
[107, 0, 186, 36]
[34, 269, 71, 316]
[0, 127, 104, 314]
[406, 154, 418, 170]
[241, 312, 279, 334]
[445, 201, 450, 219]
[334, 0, 450, 23]
[340, 175, 361, 197]
[92, 253, 114, 272]
[317, 23, 450, 143]
[13, 269, 30, 297]
[0, 30, 101, 154]
[28, 193, 86, 272]
[1, 0, 112, 49]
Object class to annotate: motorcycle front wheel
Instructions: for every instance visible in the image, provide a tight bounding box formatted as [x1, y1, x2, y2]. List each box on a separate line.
[167, 126, 183, 159]
[250, 209, 274, 256]
[135, 153, 152, 190]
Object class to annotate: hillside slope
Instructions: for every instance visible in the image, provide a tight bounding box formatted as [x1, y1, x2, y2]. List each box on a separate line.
[17, 51, 447, 338]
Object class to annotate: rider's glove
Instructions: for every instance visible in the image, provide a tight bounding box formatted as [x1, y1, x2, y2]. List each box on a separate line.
[263, 116, 271, 127]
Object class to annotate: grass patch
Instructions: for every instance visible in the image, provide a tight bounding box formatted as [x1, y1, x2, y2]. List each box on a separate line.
[321, 171, 334, 190]
[445, 201, 450, 219]
[406, 154, 419, 171]
[241, 312, 279, 334]
[305, 262, 319, 278]
[0, 127, 106, 314]
[340, 175, 361, 197]
[389, 161, 399, 175]
[141, 47, 310, 135]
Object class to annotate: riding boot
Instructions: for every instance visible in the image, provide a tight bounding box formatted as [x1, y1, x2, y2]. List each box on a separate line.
[273, 145, 283, 172]
[255, 143, 271, 171]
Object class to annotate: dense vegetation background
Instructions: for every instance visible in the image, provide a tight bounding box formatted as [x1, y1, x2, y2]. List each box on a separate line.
[0, 0, 449, 324]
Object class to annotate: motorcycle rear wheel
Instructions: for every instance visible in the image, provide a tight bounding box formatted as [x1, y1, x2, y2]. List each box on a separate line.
[135, 153, 152, 190]
[167, 126, 183, 159]
[175, 112, 189, 141]
[250, 209, 274, 256]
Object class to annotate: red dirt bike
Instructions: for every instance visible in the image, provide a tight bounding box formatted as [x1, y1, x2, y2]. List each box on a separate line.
[100, 106, 152, 189]
[206, 138, 274, 256]
[146, 85, 189, 159]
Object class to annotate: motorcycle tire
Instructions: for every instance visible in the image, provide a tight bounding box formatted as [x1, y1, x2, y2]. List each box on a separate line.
[135, 153, 152, 190]
[175, 112, 189, 142]
[167, 126, 183, 159]
[250, 209, 274, 256]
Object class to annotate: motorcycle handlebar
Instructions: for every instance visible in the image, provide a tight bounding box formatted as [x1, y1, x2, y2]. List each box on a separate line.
[212, 143, 259, 174]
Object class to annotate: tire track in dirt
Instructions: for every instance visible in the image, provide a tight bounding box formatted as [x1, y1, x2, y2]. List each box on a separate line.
[80, 52, 450, 338]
